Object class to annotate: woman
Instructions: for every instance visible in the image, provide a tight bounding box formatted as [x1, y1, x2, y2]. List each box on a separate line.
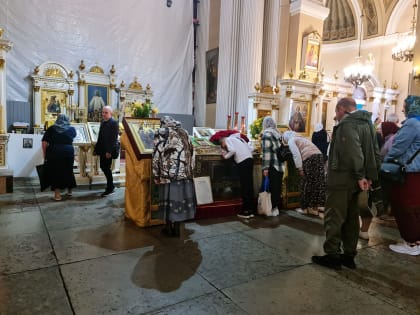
[42, 114, 77, 201]
[283, 130, 325, 216]
[152, 116, 196, 237]
[384, 95, 420, 255]
[311, 122, 329, 161]
[261, 116, 283, 216]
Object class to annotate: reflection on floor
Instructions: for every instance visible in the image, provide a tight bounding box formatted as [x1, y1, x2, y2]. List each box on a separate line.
[0, 178, 418, 315]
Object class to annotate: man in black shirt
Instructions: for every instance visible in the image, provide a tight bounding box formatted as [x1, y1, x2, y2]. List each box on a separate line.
[94, 106, 119, 196]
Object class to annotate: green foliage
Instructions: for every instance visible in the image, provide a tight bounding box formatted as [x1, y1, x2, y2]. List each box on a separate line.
[249, 117, 264, 139]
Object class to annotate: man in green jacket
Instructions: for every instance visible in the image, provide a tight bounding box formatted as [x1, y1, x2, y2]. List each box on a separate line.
[312, 97, 380, 270]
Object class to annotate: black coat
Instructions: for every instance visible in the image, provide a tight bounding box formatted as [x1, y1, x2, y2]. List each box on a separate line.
[94, 118, 119, 155]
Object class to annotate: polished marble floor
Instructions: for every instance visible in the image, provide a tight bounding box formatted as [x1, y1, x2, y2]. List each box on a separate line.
[0, 178, 419, 315]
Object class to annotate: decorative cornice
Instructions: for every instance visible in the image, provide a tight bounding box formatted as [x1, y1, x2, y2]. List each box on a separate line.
[290, 0, 330, 20]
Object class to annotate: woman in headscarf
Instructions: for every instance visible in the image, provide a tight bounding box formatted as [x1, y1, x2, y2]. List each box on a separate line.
[261, 116, 283, 216]
[311, 122, 329, 162]
[152, 116, 196, 237]
[385, 95, 420, 255]
[283, 130, 325, 216]
[42, 114, 77, 201]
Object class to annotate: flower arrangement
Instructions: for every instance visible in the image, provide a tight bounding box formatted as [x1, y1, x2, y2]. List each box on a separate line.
[131, 100, 159, 118]
[249, 117, 264, 139]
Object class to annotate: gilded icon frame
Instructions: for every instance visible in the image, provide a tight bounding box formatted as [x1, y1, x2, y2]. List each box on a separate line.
[288, 100, 311, 136]
[72, 123, 91, 145]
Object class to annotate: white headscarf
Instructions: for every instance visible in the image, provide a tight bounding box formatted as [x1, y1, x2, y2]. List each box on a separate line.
[282, 130, 296, 144]
[314, 122, 323, 132]
[262, 116, 282, 140]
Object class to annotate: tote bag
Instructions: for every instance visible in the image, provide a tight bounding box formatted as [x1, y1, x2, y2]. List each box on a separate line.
[257, 176, 272, 216]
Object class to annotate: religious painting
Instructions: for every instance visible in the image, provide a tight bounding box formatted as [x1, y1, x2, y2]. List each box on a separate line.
[87, 122, 101, 144]
[301, 32, 321, 71]
[22, 138, 33, 149]
[122, 117, 161, 159]
[72, 123, 91, 145]
[41, 90, 67, 124]
[193, 127, 215, 139]
[288, 100, 311, 136]
[206, 48, 219, 104]
[86, 84, 109, 122]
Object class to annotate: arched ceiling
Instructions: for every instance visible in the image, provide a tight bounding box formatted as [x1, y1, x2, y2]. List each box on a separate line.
[322, 0, 406, 43]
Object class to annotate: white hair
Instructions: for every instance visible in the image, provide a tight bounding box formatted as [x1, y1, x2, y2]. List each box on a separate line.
[386, 113, 399, 123]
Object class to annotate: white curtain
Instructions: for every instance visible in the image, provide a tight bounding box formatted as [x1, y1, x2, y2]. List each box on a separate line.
[0, 0, 194, 114]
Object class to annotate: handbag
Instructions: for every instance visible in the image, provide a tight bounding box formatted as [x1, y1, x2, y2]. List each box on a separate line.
[276, 143, 293, 163]
[257, 176, 272, 216]
[36, 162, 50, 192]
[380, 148, 420, 184]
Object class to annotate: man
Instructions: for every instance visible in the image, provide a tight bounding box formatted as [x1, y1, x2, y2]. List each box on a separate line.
[94, 106, 119, 197]
[312, 97, 380, 270]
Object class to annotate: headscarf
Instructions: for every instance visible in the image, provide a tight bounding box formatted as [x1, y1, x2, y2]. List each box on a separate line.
[262, 116, 282, 140]
[314, 122, 323, 132]
[160, 115, 180, 129]
[54, 114, 71, 133]
[404, 95, 420, 119]
[381, 121, 399, 139]
[282, 130, 296, 144]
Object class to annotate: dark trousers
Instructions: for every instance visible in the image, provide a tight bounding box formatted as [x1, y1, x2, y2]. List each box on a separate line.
[268, 166, 283, 209]
[237, 158, 254, 212]
[100, 155, 114, 192]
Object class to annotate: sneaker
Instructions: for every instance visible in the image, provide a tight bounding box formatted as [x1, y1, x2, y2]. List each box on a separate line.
[389, 242, 420, 256]
[359, 231, 369, 240]
[311, 254, 342, 270]
[340, 254, 356, 269]
[237, 211, 254, 219]
[101, 189, 115, 197]
[272, 208, 280, 216]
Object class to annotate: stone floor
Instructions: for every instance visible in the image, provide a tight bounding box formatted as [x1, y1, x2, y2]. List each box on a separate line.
[0, 178, 419, 315]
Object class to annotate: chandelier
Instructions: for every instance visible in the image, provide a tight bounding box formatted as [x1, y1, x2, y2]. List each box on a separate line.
[344, 9, 373, 87]
[391, 0, 417, 62]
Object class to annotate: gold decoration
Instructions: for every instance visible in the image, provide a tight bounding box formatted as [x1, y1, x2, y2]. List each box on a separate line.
[33, 86, 40, 92]
[332, 91, 338, 97]
[78, 80, 86, 86]
[391, 100, 397, 106]
[34, 66, 40, 74]
[274, 85, 280, 94]
[68, 70, 74, 79]
[68, 90, 74, 96]
[44, 67, 64, 77]
[79, 60, 85, 71]
[146, 83, 152, 91]
[254, 82, 261, 92]
[288, 68, 294, 79]
[129, 77, 143, 90]
[333, 71, 339, 80]
[89, 64, 104, 74]
[0, 59, 4, 69]
[120, 80, 126, 88]
[110, 65, 116, 74]
[262, 83, 273, 93]
[391, 82, 399, 90]
[0, 28, 3, 38]
[368, 96, 375, 102]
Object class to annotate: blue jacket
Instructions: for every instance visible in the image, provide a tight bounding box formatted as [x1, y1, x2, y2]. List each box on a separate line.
[385, 117, 420, 172]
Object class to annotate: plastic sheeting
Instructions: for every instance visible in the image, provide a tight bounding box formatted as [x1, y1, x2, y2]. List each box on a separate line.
[0, 0, 193, 114]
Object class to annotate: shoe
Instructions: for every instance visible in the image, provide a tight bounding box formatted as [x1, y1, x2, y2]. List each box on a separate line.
[65, 193, 73, 197]
[237, 211, 255, 219]
[359, 231, 369, 240]
[379, 214, 395, 221]
[311, 255, 342, 270]
[271, 208, 280, 216]
[389, 242, 420, 256]
[53, 196, 62, 201]
[340, 254, 356, 269]
[101, 189, 115, 197]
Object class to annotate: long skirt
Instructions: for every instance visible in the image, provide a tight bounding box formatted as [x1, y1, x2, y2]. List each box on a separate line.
[389, 172, 420, 243]
[47, 157, 76, 190]
[157, 179, 196, 222]
[301, 154, 325, 209]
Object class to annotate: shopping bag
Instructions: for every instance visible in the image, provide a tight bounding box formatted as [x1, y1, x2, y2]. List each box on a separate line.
[36, 163, 50, 192]
[257, 176, 272, 216]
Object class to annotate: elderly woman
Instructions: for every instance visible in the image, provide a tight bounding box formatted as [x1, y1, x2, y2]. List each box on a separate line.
[152, 116, 196, 237]
[311, 122, 329, 162]
[42, 114, 77, 201]
[385, 95, 420, 255]
[261, 116, 283, 216]
[283, 130, 325, 216]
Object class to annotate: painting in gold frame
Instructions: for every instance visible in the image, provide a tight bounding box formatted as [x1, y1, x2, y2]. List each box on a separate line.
[41, 90, 67, 124]
[122, 117, 161, 159]
[87, 122, 101, 144]
[288, 100, 311, 136]
[301, 32, 321, 71]
[72, 123, 91, 145]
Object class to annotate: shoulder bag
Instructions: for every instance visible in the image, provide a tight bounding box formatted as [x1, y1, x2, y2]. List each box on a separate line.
[380, 148, 420, 184]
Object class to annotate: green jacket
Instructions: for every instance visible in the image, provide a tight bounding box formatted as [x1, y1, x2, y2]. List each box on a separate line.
[327, 110, 380, 189]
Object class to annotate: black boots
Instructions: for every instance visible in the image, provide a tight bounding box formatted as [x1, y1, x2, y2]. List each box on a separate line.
[161, 221, 181, 237]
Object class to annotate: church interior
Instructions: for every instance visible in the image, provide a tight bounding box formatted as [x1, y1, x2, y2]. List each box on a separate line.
[0, 0, 419, 314]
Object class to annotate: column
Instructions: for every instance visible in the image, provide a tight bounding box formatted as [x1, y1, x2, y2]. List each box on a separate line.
[236, 0, 265, 129]
[261, 0, 281, 86]
[215, 0, 241, 129]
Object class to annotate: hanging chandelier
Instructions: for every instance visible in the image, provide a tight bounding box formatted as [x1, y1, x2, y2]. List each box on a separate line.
[391, 0, 417, 62]
[344, 8, 373, 87]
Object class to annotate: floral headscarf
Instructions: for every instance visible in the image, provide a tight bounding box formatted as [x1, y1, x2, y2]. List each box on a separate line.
[54, 114, 71, 133]
[404, 95, 420, 118]
[262, 116, 282, 140]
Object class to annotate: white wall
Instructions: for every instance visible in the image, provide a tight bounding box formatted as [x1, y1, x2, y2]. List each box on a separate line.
[7, 133, 43, 177]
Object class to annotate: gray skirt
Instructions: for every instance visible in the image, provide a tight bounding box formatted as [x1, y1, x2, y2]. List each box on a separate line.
[157, 179, 196, 222]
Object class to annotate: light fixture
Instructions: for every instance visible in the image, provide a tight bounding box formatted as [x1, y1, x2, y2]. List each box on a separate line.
[344, 8, 373, 87]
[392, 0, 417, 62]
